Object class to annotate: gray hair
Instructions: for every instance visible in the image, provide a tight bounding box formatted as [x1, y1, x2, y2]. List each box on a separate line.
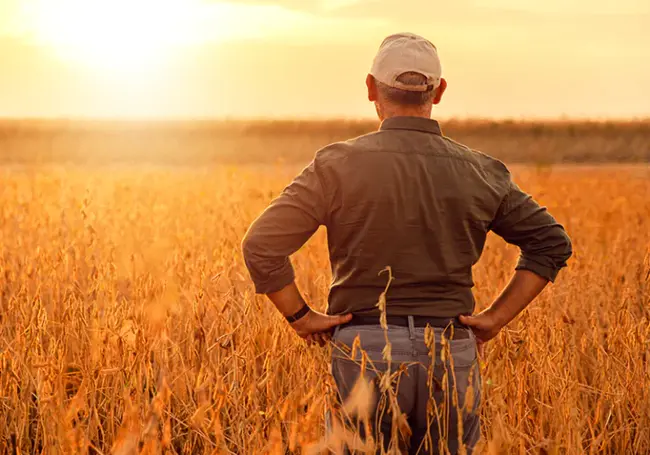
[376, 72, 435, 106]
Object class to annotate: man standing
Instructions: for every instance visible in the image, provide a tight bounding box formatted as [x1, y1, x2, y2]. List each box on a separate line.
[242, 33, 572, 454]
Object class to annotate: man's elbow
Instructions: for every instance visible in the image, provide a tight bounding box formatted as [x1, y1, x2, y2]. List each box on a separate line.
[241, 229, 295, 295]
[241, 229, 266, 291]
[241, 229, 259, 265]
[545, 227, 573, 279]
[545, 226, 573, 271]
[557, 227, 573, 266]
[517, 226, 573, 282]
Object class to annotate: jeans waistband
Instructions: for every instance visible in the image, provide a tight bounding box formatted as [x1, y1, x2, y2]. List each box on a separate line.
[339, 315, 471, 339]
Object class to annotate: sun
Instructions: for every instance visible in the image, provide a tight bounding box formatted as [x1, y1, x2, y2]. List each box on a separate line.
[27, 0, 208, 72]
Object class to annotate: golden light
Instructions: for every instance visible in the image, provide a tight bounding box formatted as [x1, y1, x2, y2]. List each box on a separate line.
[27, 0, 219, 72]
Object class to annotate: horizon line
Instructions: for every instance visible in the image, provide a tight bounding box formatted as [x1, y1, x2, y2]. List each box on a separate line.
[1, 115, 649, 124]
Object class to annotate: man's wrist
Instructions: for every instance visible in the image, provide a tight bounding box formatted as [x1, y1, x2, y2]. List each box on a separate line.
[484, 306, 509, 330]
[285, 304, 311, 323]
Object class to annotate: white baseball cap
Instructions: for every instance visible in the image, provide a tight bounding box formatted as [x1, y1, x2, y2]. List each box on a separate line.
[370, 32, 442, 92]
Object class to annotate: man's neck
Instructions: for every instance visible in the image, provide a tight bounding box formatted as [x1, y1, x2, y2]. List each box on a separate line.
[380, 107, 433, 122]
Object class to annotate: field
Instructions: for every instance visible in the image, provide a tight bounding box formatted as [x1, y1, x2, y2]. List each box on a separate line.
[0, 121, 649, 454]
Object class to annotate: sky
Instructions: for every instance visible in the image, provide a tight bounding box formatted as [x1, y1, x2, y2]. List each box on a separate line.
[0, 0, 649, 119]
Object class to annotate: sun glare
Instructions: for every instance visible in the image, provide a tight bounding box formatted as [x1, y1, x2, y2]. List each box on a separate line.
[28, 0, 216, 72]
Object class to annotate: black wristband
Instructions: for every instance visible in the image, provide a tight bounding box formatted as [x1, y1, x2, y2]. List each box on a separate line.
[286, 305, 311, 323]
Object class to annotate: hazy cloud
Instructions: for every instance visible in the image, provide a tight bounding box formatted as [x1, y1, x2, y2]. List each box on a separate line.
[215, 0, 366, 14]
[477, 0, 650, 15]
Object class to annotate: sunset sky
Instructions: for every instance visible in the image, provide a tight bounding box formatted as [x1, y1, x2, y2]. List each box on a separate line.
[1, 0, 648, 119]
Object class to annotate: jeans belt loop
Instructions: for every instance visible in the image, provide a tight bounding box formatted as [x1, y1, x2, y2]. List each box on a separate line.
[407, 315, 416, 340]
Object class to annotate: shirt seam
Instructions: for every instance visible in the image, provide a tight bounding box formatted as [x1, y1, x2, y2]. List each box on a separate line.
[323, 147, 489, 167]
[380, 127, 441, 135]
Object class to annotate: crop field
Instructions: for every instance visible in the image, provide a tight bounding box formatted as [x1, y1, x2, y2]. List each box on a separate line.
[0, 121, 649, 454]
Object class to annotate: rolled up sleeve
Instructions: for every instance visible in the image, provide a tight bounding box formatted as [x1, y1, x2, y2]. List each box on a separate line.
[242, 158, 329, 294]
[490, 176, 573, 282]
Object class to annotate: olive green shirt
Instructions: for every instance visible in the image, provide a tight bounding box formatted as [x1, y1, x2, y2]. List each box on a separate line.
[242, 116, 572, 317]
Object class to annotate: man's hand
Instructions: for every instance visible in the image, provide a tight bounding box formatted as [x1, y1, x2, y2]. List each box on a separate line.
[266, 282, 353, 347]
[459, 310, 503, 345]
[460, 310, 504, 358]
[291, 310, 352, 347]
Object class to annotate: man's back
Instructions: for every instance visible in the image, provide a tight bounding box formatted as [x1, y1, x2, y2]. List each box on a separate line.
[243, 116, 571, 318]
[322, 116, 507, 317]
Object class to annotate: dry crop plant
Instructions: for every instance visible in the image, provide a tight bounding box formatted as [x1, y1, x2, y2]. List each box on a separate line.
[0, 164, 648, 454]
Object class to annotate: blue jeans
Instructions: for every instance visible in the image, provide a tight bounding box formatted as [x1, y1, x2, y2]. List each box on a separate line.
[330, 318, 481, 454]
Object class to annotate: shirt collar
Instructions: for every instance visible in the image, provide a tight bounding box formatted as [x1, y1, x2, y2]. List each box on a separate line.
[379, 116, 442, 135]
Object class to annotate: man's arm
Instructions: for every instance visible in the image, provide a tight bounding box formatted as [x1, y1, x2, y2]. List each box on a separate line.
[460, 175, 573, 344]
[460, 270, 549, 344]
[241, 160, 325, 296]
[242, 158, 350, 345]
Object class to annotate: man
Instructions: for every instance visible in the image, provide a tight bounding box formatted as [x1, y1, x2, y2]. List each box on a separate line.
[242, 33, 572, 454]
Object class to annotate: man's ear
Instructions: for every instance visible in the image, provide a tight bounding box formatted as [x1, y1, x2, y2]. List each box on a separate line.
[433, 78, 447, 105]
[366, 74, 378, 102]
